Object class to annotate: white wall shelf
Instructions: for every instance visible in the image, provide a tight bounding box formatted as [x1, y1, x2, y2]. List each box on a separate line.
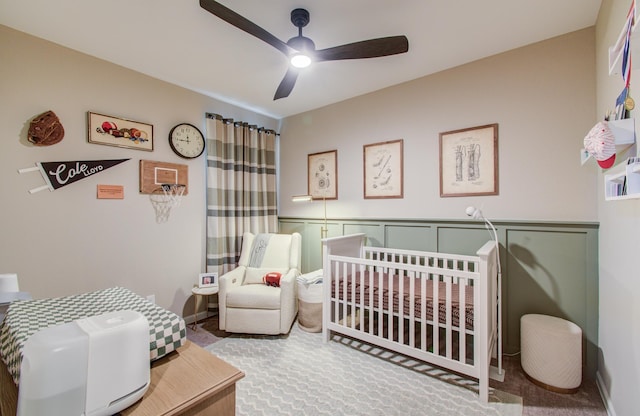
[582, 118, 636, 165]
[609, 118, 636, 145]
[604, 160, 640, 200]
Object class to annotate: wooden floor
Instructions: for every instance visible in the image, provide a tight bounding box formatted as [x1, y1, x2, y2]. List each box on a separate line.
[188, 316, 607, 416]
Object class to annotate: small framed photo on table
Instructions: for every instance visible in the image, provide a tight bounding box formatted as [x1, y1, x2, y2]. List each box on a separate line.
[198, 272, 218, 288]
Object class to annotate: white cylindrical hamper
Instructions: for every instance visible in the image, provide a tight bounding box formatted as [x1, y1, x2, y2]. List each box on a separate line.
[521, 314, 582, 393]
[297, 282, 323, 333]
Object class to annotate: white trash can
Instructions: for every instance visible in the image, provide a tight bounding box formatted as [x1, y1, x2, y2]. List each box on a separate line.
[297, 270, 323, 333]
[521, 314, 582, 393]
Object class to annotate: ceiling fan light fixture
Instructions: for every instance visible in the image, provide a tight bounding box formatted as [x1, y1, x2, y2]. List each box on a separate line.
[200, 1, 409, 99]
[290, 53, 312, 68]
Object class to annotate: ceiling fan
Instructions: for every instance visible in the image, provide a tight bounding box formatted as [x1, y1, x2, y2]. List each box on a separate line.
[199, 0, 409, 100]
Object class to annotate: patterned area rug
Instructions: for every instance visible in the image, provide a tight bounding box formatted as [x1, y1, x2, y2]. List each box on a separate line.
[206, 325, 522, 416]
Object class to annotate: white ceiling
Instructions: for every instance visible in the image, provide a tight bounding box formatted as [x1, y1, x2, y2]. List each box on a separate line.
[1, 0, 602, 119]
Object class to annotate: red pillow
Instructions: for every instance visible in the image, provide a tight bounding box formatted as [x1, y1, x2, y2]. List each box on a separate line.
[263, 272, 282, 287]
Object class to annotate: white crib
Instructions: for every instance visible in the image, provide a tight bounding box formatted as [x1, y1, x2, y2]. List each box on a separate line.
[322, 233, 501, 401]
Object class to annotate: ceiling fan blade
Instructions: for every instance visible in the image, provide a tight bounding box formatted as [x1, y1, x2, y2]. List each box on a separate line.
[315, 36, 409, 62]
[200, 0, 294, 56]
[273, 68, 299, 100]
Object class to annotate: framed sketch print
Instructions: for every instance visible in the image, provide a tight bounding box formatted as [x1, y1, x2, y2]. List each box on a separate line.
[88, 112, 154, 151]
[308, 150, 338, 200]
[198, 272, 218, 288]
[363, 139, 404, 199]
[439, 123, 499, 197]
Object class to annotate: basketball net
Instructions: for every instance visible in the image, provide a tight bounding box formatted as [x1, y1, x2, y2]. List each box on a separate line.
[149, 184, 185, 223]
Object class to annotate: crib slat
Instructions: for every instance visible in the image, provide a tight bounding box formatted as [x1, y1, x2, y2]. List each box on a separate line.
[357, 263, 364, 330]
[368, 264, 374, 335]
[445, 275, 452, 360]
[420, 273, 427, 352]
[408, 270, 415, 348]
[351, 263, 356, 330]
[387, 267, 394, 341]
[334, 262, 344, 328]
[398, 268, 404, 344]
[433, 273, 440, 356]
[459, 277, 466, 363]
[377, 268, 384, 338]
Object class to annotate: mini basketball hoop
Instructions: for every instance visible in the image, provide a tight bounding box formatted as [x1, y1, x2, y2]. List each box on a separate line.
[149, 184, 185, 223]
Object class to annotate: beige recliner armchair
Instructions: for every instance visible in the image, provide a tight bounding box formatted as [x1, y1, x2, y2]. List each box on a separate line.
[218, 232, 301, 334]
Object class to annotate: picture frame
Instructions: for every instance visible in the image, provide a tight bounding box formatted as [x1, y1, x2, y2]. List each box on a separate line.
[308, 150, 338, 200]
[363, 139, 404, 199]
[198, 272, 218, 288]
[88, 111, 154, 151]
[439, 123, 499, 197]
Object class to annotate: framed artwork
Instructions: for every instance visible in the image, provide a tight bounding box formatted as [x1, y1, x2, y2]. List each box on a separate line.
[88, 111, 154, 151]
[198, 272, 218, 288]
[439, 123, 499, 197]
[363, 139, 404, 199]
[308, 150, 338, 200]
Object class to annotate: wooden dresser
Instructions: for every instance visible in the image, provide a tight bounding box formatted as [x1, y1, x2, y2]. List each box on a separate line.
[0, 341, 244, 416]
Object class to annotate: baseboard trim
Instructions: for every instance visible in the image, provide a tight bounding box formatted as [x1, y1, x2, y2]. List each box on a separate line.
[184, 311, 211, 325]
[596, 371, 616, 416]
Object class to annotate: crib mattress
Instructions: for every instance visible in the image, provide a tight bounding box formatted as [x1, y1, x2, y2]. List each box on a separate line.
[331, 271, 475, 329]
[0, 286, 186, 385]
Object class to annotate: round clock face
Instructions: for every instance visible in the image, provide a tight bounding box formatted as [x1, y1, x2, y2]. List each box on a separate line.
[169, 123, 205, 159]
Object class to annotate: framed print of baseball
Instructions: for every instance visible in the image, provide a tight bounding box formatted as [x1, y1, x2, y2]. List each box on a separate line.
[308, 150, 337, 200]
[363, 139, 404, 199]
[439, 123, 499, 197]
[88, 112, 153, 151]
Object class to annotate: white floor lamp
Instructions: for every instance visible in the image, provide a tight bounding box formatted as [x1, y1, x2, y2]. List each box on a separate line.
[466, 206, 503, 377]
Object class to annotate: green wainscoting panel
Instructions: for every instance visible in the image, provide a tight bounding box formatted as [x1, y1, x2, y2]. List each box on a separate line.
[386, 224, 435, 251]
[505, 227, 597, 377]
[437, 226, 500, 256]
[279, 220, 306, 236]
[278, 217, 599, 378]
[344, 223, 384, 247]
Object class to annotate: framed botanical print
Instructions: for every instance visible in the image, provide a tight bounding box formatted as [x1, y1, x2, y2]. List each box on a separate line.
[308, 150, 338, 200]
[363, 139, 404, 199]
[439, 124, 499, 197]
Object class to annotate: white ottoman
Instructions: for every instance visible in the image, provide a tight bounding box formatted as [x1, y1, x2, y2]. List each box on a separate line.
[521, 314, 582, 393]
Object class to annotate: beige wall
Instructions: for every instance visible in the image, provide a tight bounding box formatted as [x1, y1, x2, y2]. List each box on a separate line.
[595, 2, 640, 416]
[0, 25, 278, 317]
[6, 15, 636, 413]
[279, 28, 597, 222]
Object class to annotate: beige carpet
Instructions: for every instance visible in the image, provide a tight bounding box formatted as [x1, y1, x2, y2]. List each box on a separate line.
[206, 324, 522, 416]
[188, 317, 606, 415]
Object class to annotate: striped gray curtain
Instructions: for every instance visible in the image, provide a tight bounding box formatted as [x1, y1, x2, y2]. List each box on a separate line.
[205, 113, 278, 274]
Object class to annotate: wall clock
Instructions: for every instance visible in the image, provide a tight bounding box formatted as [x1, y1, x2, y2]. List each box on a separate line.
[168, 123, 205, 159]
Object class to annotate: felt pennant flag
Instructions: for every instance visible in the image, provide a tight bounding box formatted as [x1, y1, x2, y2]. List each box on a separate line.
[18, 159, 129, 193]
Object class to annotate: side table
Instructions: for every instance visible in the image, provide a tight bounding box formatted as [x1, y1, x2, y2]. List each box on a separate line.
[191, 286, 219, 331]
